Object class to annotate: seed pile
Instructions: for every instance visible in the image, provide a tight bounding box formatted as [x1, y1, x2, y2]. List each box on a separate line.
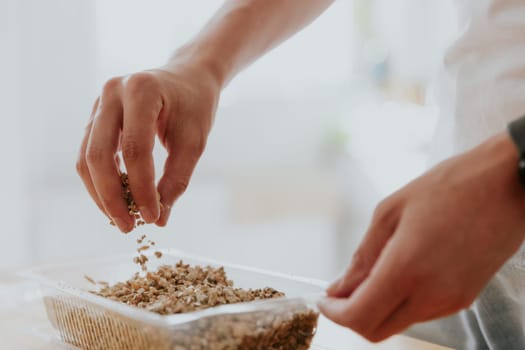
[92, 261, 285, 315]
[74, 260, 319, 348]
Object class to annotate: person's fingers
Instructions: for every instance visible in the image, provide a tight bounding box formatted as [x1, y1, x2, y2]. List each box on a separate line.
[327, 198, 400, 298]
[371, 291, 467, 342]
[370, 267, 477, 342]
[369, 297, 446, 342]
[76, 98, 108, 217]
[319, 234, 410, 342]
[155, 137, 205, 227]
[369, 299, 418, 342]
[120, 73, 163, 223]
[86, 79, 134, 233]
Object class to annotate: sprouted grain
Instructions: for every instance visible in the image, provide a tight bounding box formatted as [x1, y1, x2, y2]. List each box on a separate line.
[84, 275, 96, 285]
[92, 261, 285, 314]
[74, 261, 320, 349]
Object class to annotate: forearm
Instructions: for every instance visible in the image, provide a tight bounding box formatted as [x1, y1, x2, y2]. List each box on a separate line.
[165, 0, 334, 87]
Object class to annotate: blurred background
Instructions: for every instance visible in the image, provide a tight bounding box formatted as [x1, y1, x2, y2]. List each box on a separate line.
[1, 0, 457, 280]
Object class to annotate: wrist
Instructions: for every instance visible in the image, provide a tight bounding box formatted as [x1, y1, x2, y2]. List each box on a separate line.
[481, 132, 520, 178]
[485, 131, 525, 200]
[163, 1, 260, 89]
[496, 129, 525, 239]
[478, 132, 525, 220]
[490, 131, 520, 162]
[163, 42, 229, 90]
[508, 115, 525, 186]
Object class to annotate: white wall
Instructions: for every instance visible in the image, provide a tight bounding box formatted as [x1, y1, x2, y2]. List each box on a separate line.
[0, 0, 25, 265]
[2, 0, 456, 280]
[1, 0, 97, 266]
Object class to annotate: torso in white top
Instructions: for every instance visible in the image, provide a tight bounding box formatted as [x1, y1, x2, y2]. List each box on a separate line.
[410, 1, 525, 349]
[430, 0, 525, 163]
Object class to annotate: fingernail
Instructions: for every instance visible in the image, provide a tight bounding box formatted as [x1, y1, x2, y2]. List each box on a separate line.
[156, 202, 172, 227]
[113, 217, 132, 233]
[140, 206, 157, 223]
[318, 297, 329, 307]
[318, 297, 341, 314]
[318, 297, 334, 312]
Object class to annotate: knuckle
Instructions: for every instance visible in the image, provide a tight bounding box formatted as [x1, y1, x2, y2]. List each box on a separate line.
[189, 137, 206, 157]
[372, 199, 391, 222]
[125, 72, 159, 96]
[364, 332, 384, 343]
[349, 250, 371, 273]
[174, 179, 190, 194]
[86, 145, 106, 165]
[122, 140, 143, 162]
[75, 159, 88, 177]
[102, 77, 122, 96]
[167, 177, 190, 197]
[372, 196, 401, 226]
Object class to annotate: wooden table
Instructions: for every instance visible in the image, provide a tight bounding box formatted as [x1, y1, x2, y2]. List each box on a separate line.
[0, 272, 453, 350]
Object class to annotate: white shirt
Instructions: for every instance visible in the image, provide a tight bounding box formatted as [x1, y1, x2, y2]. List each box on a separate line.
[410, 1, 525, 349]
[430, 0, 525, 164]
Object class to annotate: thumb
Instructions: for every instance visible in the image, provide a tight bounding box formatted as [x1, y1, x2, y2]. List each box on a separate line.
[327, 199, 400, 298]
[155, 142, 204, 227]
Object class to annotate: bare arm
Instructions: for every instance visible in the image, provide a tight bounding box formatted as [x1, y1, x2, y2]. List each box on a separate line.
[168, 0, 335, 86]
[77, 0, 334, 232]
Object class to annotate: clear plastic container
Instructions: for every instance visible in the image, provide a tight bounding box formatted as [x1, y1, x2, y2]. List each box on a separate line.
[21, 249, 327, 350]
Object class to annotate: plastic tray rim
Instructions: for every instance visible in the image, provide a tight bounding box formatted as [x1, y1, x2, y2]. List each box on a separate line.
[18, 249, 329, 327]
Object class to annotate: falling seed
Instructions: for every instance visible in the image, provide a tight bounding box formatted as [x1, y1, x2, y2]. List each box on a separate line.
[84, 275, 97, 285]
[106, 171, 167, 272]
[137, 245, 150, 252]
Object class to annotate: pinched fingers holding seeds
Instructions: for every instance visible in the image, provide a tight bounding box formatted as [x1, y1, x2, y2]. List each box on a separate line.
[77, 67, 219, 232]
[120, 73, 162, 224]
